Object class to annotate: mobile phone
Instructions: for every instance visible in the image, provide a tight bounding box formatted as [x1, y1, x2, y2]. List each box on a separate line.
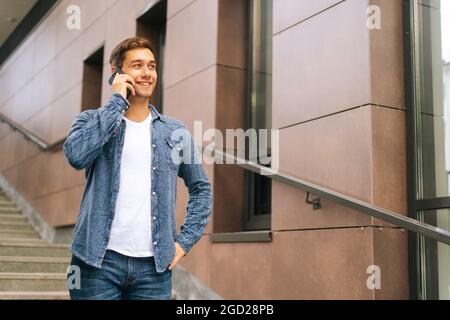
[108, 66, 131, 99]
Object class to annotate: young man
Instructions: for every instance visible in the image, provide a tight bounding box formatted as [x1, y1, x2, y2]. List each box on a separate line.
[63, 37, 212, 300]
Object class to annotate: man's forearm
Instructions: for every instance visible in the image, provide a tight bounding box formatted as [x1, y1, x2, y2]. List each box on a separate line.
[63, 94, 129, 170]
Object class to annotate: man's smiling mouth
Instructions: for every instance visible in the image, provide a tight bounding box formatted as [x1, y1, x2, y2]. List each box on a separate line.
[136, 81, 152, 87]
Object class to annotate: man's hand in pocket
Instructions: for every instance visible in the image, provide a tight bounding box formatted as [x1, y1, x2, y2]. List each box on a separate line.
[168, 242, 186, 270]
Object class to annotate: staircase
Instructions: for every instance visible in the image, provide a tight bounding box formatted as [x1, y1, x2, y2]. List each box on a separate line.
[0, 190, 71, 299]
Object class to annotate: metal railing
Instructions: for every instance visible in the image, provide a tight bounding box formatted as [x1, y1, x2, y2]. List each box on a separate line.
[1, 111, 449, 245]
[204, 147, 450, 246]
[0, 113, 65, 151]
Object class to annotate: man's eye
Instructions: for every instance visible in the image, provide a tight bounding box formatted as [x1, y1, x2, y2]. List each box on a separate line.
[133, 65, 141, 69]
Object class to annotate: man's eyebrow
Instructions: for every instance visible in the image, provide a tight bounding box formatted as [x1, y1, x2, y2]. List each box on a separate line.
[129, 59, 156, 64]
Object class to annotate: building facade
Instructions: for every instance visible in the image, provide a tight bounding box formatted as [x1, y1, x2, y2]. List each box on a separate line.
[0, 0, 448, 299]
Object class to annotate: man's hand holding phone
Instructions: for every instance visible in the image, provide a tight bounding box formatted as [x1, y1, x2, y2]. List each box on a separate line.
[109, 69, 136, 100]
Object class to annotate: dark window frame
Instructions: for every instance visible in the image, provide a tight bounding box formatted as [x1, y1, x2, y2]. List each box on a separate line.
[243, 0, 273, 231]
[136, 0, 167, 114]
[81, 45, 104, 112]
[404, 0, 447, 300]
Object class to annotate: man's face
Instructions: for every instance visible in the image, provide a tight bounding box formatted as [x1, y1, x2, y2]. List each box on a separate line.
[117, 48, 157, 99]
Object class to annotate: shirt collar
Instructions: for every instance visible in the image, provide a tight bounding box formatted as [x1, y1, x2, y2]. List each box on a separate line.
[149, 103, 163, 122]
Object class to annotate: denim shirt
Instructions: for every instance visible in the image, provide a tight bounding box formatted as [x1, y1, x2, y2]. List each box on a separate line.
[63, 93, 213, 273]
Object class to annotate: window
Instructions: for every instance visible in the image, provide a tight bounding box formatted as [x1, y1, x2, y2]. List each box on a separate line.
[136, 0, 167, 114]
[244, 0, 273, 230]
[81, 46, 104, 111]
[405, 0, 450, 300]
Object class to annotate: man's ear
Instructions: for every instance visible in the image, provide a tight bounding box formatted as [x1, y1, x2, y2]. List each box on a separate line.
[111, 66, 116, 73]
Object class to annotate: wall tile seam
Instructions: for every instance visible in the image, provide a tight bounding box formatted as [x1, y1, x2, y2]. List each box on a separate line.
[2, 81, 81, 134]
[0, 146, 43, 175]
[272, 226, 405, 233]
[1, 0, 120, 103]
[165, 63, 216, 90]
[165, 62, 243, 93]
[167, 0, 198, 21]
[369, 101, 374, 220]
[369, 102, 408, 228]
[367, 0, 405, 113]
[28, 183, 84, 201]
[215, 63, 247, 73]
[273, 0, 347, 37]
[277, 104, 405, 131]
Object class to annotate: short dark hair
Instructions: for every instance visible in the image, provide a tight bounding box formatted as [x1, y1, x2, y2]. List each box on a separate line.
[109, 36, 155, 68]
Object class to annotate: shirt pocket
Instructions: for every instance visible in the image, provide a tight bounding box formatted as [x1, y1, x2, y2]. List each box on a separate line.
[163, 137, 183, 170]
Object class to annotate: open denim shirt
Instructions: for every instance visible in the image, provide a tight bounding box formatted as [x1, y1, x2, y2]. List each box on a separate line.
[63, 93, 212, 272]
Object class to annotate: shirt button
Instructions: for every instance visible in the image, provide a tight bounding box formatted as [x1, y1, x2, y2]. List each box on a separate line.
[152, 167, 156, 170]
[152, 192, 156, 195]
[153, 216, 156, 220]
[153, 241, 157, 245]
[152, 144, 156, 148]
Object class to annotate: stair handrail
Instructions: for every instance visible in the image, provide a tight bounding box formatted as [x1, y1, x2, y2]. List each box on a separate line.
[0, 112, 65, 151]
[203, 146, 450, 246]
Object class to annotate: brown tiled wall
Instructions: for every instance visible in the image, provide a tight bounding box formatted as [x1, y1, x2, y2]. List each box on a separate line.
[269, 0, 407, 299]
[0, 0, 408, 299]
[0, 0, 157, 228]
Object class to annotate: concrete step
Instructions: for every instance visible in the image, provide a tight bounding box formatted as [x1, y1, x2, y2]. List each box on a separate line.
[0, 222, 33, 231]
[0, 241, 69, 248]
[0, 236, 45, 243]
[0, 215, 27, 223]
[0, 201, 15, 207]
[0, 256, 70, 273]
[0, 206, 19, 210]
[0, 273, 67, 291]
[0, 230, 40, 239]
[0, 208, 21, 214]
[0, 291, 69, 300]
[0, 242, 71, 257]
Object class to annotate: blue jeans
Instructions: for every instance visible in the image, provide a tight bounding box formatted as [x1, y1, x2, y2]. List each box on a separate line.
[68, 250, 172, 300]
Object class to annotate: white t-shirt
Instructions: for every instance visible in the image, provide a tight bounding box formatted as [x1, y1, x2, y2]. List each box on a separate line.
[107, 112, 154, 257]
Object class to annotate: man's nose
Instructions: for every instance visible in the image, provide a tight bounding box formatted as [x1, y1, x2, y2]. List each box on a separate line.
[142, 65, 152, 77]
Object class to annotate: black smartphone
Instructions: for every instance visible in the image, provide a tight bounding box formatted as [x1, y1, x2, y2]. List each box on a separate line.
[108, 66, 131, 99]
